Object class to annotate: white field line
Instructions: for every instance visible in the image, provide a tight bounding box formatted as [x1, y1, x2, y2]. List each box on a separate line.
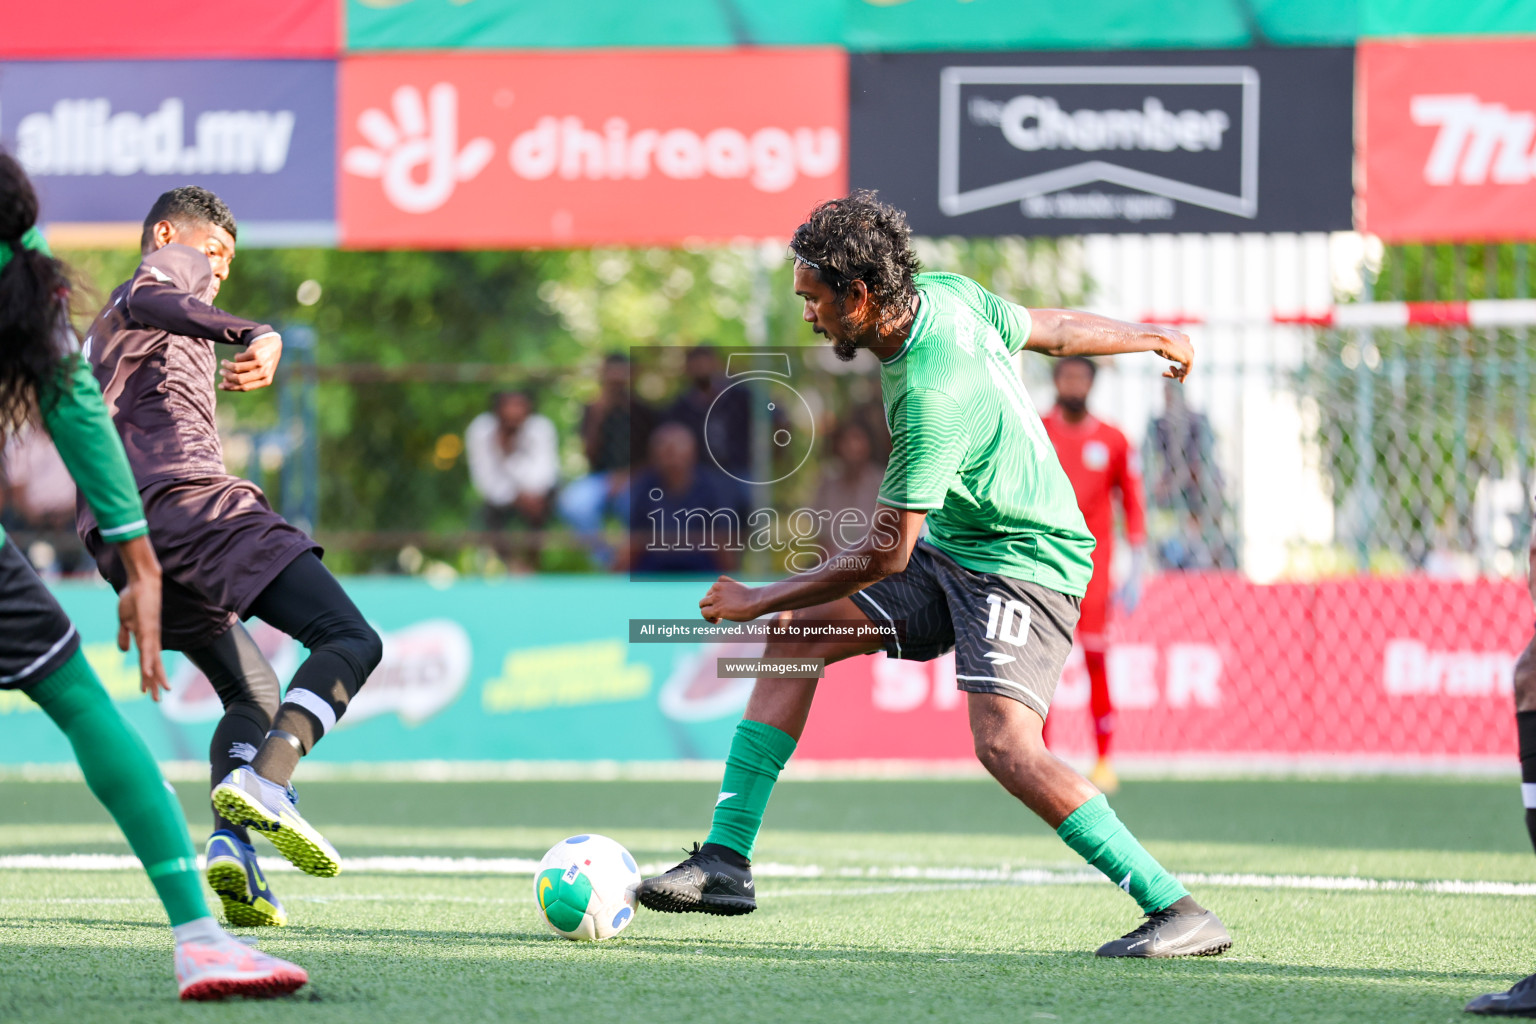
[1, 854, 1532, 897]
[0, 885, 994, 907]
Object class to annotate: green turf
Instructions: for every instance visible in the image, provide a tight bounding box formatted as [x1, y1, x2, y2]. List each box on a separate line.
[0, 777, 1531, 1023]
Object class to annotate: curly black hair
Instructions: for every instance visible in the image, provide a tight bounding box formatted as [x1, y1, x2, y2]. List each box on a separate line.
[140, 185, 237, 252]
[789, 190, 921, 330]
[0, 150, 74, 437]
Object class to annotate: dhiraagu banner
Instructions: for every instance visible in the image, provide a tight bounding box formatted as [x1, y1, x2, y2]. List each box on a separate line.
[0, 577, 755, 765]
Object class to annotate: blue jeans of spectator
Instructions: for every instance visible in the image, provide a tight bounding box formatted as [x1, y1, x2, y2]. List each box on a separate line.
[557, 471, 630, 566]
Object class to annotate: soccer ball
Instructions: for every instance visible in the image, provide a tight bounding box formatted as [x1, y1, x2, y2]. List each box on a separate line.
[534, 834, 641, 941]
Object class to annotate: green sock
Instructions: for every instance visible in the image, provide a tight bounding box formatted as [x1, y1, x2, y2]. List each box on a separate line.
[704, 719, 797, 860]
[1056, 794, 1188, 914]
[29, 649, 209, 927]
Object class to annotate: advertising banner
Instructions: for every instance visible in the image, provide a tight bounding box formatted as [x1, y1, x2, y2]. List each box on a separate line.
[0, 61, 335, 243]
[1, 574, 1519, 768]
[849, 49, 1353, 237]
[338, 51, 847, 248]
[1359, 39, 1536, 242]
[800, 574, 1524, 763]
[839, 0, 1353, 52]
[4, 578, 735, 765]
[346, 0, 834, 50]
[344, 0, 1356, 53]
[2, 0, 339, 59]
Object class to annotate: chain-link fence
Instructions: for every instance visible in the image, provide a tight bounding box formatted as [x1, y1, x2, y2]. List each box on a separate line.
[1046, 320, 1533, 585]
[10, 240, 1536, 589]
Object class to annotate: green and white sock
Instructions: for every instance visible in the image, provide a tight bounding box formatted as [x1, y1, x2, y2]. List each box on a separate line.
[29, 649, 209, 927]
[1056, 794, 1188, 914]
[704, 719, 797, 861]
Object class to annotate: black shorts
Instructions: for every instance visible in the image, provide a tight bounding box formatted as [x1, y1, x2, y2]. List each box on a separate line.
[0, 539, 81, 689]
[850, 540, 1081, 720]
[84, 475, 320, 652]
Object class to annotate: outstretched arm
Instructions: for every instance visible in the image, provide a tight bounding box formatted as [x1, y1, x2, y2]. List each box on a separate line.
[1024, 309, 1193, 381]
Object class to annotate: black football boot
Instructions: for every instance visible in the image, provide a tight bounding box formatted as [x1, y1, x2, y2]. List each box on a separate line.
[1095, 897, 1232, 958]
[636, 842, 757, 916]
[1467, 973, 1536, 1016]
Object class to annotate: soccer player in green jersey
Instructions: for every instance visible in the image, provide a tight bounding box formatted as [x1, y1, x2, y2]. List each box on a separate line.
[638, 191, 1230, 958]
[0, 152, 306, 999]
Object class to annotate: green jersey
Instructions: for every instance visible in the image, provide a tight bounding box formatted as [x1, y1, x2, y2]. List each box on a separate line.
[0, 228, 146, 550]
[876, 272, 1094, 596]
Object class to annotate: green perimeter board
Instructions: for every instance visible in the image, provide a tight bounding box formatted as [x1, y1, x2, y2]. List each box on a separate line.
[344, 0, 1536, 51]
[345, 0, 1326, 51]
[1359, 0, 1536, 37]
[344, 0, 837, 49]
[0, 577, 734, 765]
[345, 0, 1536, 52]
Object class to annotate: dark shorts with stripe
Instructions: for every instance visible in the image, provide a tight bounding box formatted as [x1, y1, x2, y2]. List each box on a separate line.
[849, 540, 1080, 720]
[84, 475, 319, 652]
[0, 539, 81, 690]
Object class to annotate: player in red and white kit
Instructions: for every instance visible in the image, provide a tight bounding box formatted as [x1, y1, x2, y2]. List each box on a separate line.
[1042, 356, 1146, 794]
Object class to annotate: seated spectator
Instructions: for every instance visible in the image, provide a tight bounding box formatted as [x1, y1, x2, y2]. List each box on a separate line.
[665, 345, 752, 477]
[4, 424, 74, 529]
[466, 390, 557, 565]
[559, 353, 656, 566]
[629, 423, 748, 576]
[3, 423, 85, 575]
[812, 419, 885, 547]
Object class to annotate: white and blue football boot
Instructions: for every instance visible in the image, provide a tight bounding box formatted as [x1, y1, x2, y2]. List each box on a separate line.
[213, 766, 341, 877]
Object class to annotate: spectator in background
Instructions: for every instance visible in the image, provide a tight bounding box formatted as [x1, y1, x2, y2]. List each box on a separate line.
[846, 398, 892, 466]
[812, 419, 885, 545]
[466, 390, 557, 565]
[1041, 357, 1146, 794]
[1149, 380, 1234, 570]
[559, 353, 656, 566]
[665, 345, 752, 477]
[3, 423, 86, 575]
[629, 423, 748, 576]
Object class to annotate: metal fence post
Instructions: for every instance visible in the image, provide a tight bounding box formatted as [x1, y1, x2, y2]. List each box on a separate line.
[278, 324, 319, 534]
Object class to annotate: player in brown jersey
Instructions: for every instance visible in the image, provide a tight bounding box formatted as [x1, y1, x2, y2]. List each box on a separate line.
[78, 187, 380, 926]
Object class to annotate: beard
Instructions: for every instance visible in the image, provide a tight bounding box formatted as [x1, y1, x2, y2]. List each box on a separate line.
[831, 308, 864, 362]
[1057, 396, 1088, 415]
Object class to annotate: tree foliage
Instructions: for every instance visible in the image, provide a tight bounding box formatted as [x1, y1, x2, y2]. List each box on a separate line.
[59, 237, 1085, 571]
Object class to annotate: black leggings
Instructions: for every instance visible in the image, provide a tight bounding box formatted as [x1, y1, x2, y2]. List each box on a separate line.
[186, 622, 279, 839]
[250, 551, 382, 736]
[185, 552, 380, 833]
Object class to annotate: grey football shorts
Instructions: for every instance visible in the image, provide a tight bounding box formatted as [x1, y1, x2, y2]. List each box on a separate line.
[849, 540, 1080, 720]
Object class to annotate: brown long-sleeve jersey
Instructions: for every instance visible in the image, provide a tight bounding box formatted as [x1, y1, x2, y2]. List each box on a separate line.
[80, 243, 276, 490]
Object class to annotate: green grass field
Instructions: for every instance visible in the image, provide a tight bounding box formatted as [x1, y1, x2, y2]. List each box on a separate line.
[0, 776, 1531, 1023]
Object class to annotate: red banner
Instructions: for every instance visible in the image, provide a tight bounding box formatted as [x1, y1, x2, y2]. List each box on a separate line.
[1, 1, 338, 59]
[1360, 39, 1536, 242]
[339, 51, 848, 248]
[797, 574, 1527, 763]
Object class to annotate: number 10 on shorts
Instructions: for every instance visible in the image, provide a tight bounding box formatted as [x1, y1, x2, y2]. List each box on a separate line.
[984, 593, 1031, 646]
